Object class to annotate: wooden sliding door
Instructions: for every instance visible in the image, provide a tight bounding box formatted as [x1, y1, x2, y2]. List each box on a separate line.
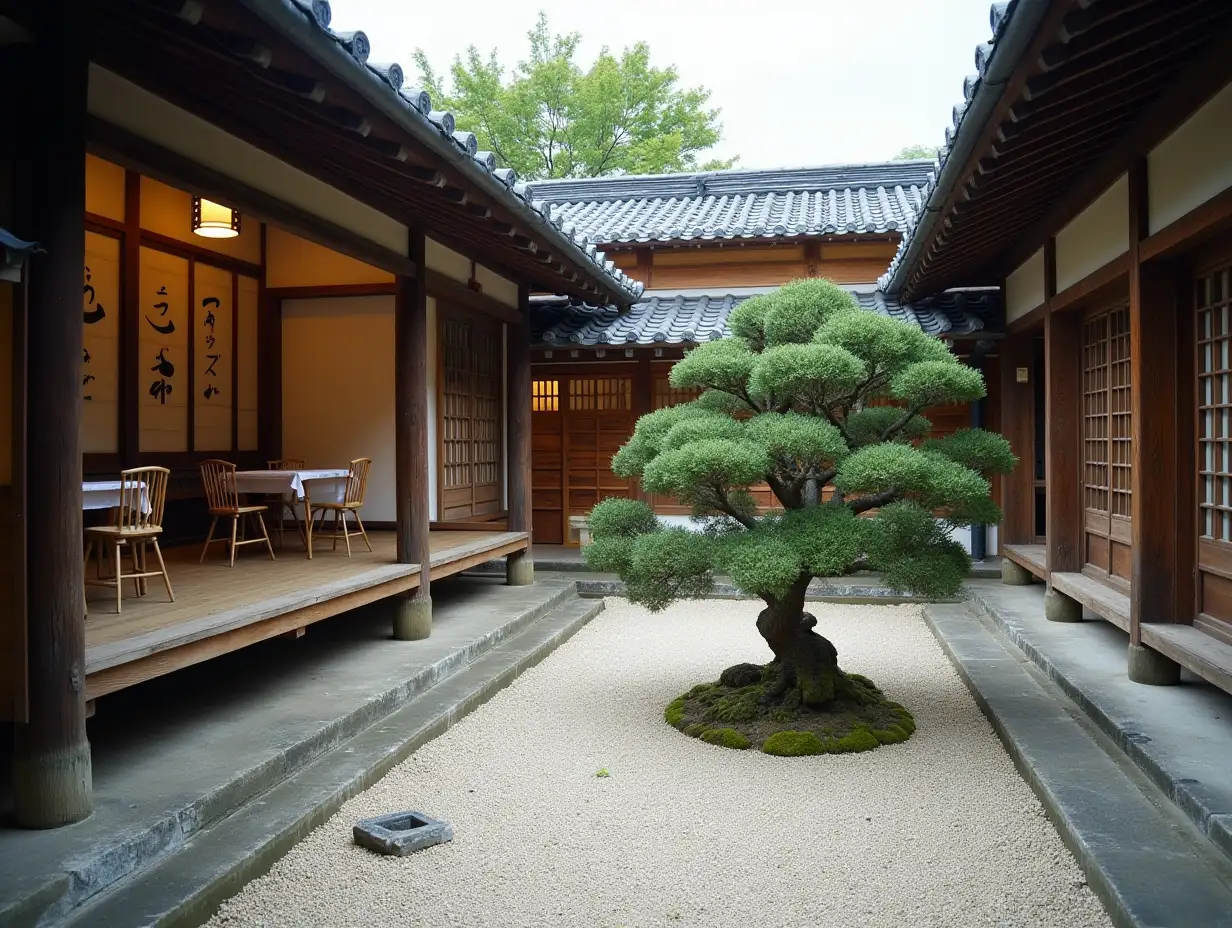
[1081, 305, 1133, 587]
[1194, 259, 1232, 639]
[438, 309, 503, 521]
[564, 374, 637, 521]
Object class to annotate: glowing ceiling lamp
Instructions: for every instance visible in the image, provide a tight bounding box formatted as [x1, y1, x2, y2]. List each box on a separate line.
[191, 196, 241, 239]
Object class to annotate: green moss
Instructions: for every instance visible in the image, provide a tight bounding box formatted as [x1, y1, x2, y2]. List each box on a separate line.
[700, 728, 751, 750]
[833, 729, 880, 753]
[711, 688, 760, 722]
[665, 699, 687, 728]
[762, 731, 826, 757]
[892, 708, 916, 734]
[872, 726, 908, 745]
[684, 723, 708, 738]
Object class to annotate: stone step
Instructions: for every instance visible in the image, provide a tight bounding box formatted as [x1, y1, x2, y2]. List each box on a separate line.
[58, 594, 604, 928]
[925, 601, 1232, 928]
[0, 580, 579, 928]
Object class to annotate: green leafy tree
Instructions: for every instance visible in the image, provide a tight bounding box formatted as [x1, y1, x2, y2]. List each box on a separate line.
[586, 279, 1015, 712]
[413, 13, 736, 180]
[892, 144, 940, 161]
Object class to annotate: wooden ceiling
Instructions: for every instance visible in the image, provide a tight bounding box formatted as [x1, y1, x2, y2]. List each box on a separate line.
[13, 0, 637, 304]
[899, 0, 1232, 301]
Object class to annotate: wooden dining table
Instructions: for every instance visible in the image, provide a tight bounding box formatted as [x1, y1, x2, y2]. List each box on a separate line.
[232, 469, 350, 559]
[82, 480, 149, 513]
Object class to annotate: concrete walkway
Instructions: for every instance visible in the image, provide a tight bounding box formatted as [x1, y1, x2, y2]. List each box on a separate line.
[0, 576, 599, 928]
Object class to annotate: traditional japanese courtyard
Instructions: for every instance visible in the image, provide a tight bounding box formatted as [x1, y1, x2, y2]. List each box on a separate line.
[207, 598, 1110, 928]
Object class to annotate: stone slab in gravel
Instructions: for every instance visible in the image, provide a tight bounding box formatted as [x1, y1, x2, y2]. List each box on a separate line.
[208, 599, 1111, 928]
[925, 602, 1232, 928]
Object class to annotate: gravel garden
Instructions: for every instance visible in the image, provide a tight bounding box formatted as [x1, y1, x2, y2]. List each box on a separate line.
[208, 597, 1111, 928]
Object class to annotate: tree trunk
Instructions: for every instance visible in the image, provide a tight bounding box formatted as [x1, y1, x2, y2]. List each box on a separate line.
[755, 576, 843, 707]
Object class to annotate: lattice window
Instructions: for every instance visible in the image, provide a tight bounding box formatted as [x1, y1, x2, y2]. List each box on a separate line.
[1082, 307, 1131, 517]
[533, 379, 559, 412]
[472, 325, 502, 488]
[652, 375, 701, 410]
[441, 317, 473, 492]
[569, 377, 631, 411]
[1198, 265, 1232, 542]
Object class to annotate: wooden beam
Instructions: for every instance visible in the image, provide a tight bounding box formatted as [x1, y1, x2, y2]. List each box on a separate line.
[999, 331, 1036, 546]
[1049, 253, 1129, 314]
[394, 230, 432, 637]
[265, 282, 398, 300]
[9, 13, 92, 827]
[86, 117, 418, 279]
[1140, 183, 1232, 263]
[505, 286, 533, 583]
[1128, 159, 1179, 646]
[424, 269, 520, 325]
[1044, 238, 1082, 572]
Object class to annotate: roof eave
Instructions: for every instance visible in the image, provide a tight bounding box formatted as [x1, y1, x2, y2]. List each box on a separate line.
[238, 0, 637, 306]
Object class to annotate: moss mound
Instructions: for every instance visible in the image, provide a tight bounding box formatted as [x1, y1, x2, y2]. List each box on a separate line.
[667, 662, 915, 755]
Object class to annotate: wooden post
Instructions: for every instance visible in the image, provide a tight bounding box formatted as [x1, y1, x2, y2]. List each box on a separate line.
[1127, 160, 1181, 684]
[505, 284, 534, 585]
[999, 332, 1035, 547]
[10, 13, 93, 827]
[393, 231, 432, 639]
[1043, 237, 1084, 621]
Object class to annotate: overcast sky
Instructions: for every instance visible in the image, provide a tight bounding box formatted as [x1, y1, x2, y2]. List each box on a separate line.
[331, 0, 994, 170]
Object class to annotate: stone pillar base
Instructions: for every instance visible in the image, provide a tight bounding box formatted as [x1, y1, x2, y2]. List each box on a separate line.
[507, 552, 534, 586]
[1044, 585, 1082, 623]
[393, 595, 432, 641]
[12, 741, 93, 829]
[1001, 557, 1033, 586]
[1127, 642, 1181, 686]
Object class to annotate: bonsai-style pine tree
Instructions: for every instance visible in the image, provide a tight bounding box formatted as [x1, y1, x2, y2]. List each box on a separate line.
[585, 278, 1016, 755]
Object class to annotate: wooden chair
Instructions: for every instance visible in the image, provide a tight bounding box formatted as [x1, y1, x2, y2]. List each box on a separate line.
[309, 457, 373, 557]
[199, 459, 276, 566]
[84, 466, 174, 614]
[267, 458, 306, 549]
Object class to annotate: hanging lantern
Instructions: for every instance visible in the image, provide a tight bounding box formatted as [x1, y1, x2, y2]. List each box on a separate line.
[192, 196, 241, 239]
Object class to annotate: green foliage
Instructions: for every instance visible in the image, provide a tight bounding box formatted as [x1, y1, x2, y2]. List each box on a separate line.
[891, 360, 986, 408]
[761, 279, 860, 346]
[893, 144, 940, 160]
[594, 768, 611, 778]
[625, 529, 715, 611]
[414, 14, 734, 180]
[748, 344, 866, 406]
[586, 274, 1014, 611]
[844, 406, 931, 447]
[924, 428, 1018, 476]
[699, 728, 751, 749]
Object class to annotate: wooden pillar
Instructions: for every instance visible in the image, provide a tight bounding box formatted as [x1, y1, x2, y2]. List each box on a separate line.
[1127, 160, 1182, 683]
[1044, 239, 1082, 576]
[505, 285, 534, 585]
[393, 231, 432, 639]
[10, 11, 93, 827]
[999, 332, 1035, 546]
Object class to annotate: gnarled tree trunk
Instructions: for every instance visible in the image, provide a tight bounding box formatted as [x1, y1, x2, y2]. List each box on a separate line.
[755, 575, 844, 707]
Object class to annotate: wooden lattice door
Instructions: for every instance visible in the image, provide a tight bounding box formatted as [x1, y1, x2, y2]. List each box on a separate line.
[439, 311, 503, 521]
[1081, 306, 1133, 587]
[1195, 261, 1232, 635]
[564, 375, 636, 527]
[531, 378, 564, 544]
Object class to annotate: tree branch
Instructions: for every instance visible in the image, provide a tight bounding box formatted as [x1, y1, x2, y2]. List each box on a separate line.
[707, 484, 756, 529]
[847, 487, 899, 514]
[880, 404, 927, 443]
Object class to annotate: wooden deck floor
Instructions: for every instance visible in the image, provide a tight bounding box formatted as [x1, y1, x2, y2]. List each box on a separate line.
[1001, 543, 1048, 580]
[83, 530, 527, 700]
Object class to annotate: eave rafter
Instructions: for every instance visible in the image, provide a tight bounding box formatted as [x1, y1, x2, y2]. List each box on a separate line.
[86, 0, 630, 303]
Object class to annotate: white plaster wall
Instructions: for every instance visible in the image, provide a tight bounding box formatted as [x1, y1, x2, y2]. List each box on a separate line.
[282, 296, 397, 521]
[478, 266, 519, 308]
[425, 238, 472, 283]
[1149, 80, 1232, 235]
[1055, 174, 1128, 291]
[88, 67, 409, 255]
[1006, 247, 1045, 322]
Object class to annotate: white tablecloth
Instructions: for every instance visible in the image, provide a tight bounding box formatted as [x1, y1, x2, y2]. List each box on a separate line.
[234, 469, 350, 504]
[82, 480, 151, 513]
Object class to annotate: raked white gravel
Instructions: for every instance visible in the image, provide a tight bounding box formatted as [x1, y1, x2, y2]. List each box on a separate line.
[208, 598, 1111, 928]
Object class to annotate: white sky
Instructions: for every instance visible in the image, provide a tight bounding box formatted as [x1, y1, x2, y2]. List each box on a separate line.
[330, 0, 995, 170]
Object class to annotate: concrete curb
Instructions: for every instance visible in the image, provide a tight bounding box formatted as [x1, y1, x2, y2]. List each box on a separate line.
[15, 582, 578, 928]
[923, 602, 1232, 928]
[63, 596, 605, 928]
[573, 577, 949, 605]
[967, 584, 1232, 865]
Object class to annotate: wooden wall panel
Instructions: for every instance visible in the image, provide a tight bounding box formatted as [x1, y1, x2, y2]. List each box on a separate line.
[438, 309, 503, 521]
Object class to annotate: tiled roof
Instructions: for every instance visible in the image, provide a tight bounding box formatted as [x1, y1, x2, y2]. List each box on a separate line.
[253, 1, 642, 300]
[524, 163, 933, 245]
[879, 0, 1038, 294]
[531, 288, 1003, 346]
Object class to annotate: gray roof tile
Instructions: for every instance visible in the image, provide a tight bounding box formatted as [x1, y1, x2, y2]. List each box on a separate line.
[525, 164, 934, 245]
[531, 289, 1003, 346]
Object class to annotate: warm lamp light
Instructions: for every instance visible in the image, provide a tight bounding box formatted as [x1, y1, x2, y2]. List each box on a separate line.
[192, 196, 241, 239]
